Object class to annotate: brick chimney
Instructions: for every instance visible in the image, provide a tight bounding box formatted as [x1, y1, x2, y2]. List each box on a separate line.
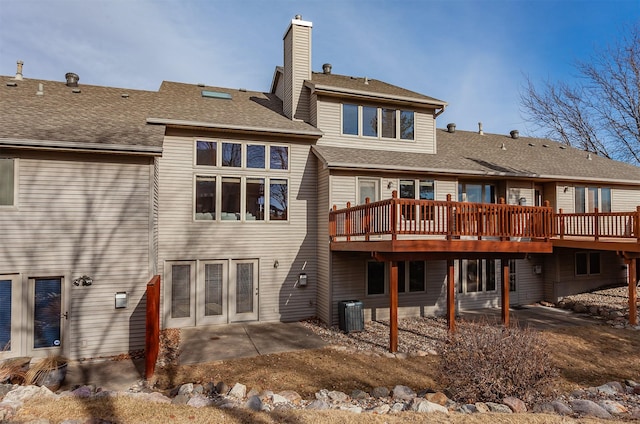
[283, 14, 312, 121]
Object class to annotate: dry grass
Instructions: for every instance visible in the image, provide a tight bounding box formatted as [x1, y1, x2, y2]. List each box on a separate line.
[14, 397, 624, 424]
[12, 324, 640, 423]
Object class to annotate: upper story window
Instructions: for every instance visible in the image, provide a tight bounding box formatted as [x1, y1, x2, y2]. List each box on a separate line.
[0, 158, 15, 207]
[575, 186, 611, 213]
[196, 141, 288, 171]
[342, 104, 415, 141]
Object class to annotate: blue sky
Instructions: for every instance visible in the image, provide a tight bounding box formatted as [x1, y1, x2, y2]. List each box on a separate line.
[1, 0, 638, 136]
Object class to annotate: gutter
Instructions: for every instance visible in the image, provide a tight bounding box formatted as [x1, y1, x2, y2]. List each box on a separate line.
[0, 137, 163, 156]
[147, 118, 324, 138]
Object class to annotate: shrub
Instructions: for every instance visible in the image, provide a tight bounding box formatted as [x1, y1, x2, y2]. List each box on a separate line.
[439, 320, 557, 404]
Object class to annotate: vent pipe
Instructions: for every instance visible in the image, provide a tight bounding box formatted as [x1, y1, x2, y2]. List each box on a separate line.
[447, 123, 456, 133]
[15, 60, 24, 80]
[65, 72, 79, 87]
[322, 63, 332, 74]
[478, 122, 484, 135]
[510, 130, 519, 139]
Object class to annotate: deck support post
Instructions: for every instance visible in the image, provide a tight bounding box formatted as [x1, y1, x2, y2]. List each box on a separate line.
[389, 260, 399, 352]
[628, 258, 637, 326]
[501, 258, 510, 327]
[447, 259, 456, 332]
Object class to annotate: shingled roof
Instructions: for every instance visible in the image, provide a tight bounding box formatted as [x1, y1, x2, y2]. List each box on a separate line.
[313, 128, 640, 184]
[0, 76, 164, 154]
[148, 81, 323, 137]
[307, 72, 446, 107]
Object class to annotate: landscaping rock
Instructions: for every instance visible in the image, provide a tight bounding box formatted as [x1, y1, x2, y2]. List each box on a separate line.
[278, 390, 302, 404]
[413, 400, 448, 414]
[474, 402, 490, 413]
[327, 390, 348, 402]
[392, 385, 415, 401]
[371, 404, 390, 414]
[390, 402, 405, 412]
[245, 395, 262, 411]
[351, 389, 368, 400]
[458, 404, 477, 414]
[371, 386, 389, 398]
[4, 385, 56, 403]
[532, 402, 555, 414]
[596, 383, 618, 395]
[570, 399, 613, 419]
[215, 381, 229, 395]
[271, 393, 288, 404]
[503, 396, 527, 413]
[424, 391, 449, 405]
[599, 399, 627, 415]
[186, 394, 213, 408]
[551, 400, 573, 415]
[171, 394, 189, 405]
[486, 402, 512, 413]
[177, 383, 193, 396]
[306, 399, 330, 410]
[228, 383, 246, 399]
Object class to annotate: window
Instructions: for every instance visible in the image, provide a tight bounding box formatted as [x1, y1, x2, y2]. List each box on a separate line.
[343, 104, 359, 135]
[367, 261, 385, 295]
[247, 145, 265, 169]
[575, 186, 611, 213]
[269, 179, 288, 220]
[358, 178, 379, 204]
[576, 252, 600, 276]
[342, 105, 415, 140]
[195, 176, 216, 220]
[400, 179, 435, 220]
[270, 146, 289, 170]
[0, 279, 11, 350]
[33, 278, 61, 349]
[0, 158, 15, 206]
[400, 111, 414, 140]
[458, 183, 496, 203]
[196, 141, 217, 166]
[221, 177, 241, 219]
[457, 259, 498, 293]
[397, 261, 426, 293]
[222, 142, 242, 167]
[246, 178, 265, 221]
[362, 106, 378, 137]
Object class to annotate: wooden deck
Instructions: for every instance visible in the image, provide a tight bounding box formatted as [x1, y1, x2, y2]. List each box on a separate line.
[328, 192, 640, 350]
[329, 193, 640, 253]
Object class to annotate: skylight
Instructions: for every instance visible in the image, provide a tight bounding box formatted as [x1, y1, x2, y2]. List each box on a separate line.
[201, 90, 232, 100]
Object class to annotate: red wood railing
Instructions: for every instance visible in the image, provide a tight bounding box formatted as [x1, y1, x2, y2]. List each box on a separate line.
[145, 275, 161, 379]
[555, 206, 640, 241]
[329, 193, 640, 244]
[329, 192, 554, 241]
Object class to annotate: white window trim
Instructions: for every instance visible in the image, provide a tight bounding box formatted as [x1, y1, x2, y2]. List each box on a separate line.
[573, 186, 612, 213]
[397, 261, 427, 294]
[357, 177, 380, 205]
[194, 175, 287, 223]
[341, 104, 416, 141]
[0, 157, 18, 209]
[457, 259, 499, 294]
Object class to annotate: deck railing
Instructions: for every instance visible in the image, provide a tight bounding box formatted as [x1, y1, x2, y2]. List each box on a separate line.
[555, 206, 640, 241]
[329, 193, 640, 244]
[329, 193, 554, 241]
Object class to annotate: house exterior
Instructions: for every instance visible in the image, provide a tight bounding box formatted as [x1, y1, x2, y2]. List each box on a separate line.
[1, 16, 639, 361]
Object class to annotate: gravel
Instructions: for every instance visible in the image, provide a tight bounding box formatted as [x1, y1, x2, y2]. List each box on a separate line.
[301, 285, 637, 356]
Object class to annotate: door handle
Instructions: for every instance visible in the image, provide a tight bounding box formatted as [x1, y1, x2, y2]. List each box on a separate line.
[62, 312, 68, 320]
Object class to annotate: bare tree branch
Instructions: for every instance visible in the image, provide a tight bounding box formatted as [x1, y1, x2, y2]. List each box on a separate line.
[520, 23, 640, 165]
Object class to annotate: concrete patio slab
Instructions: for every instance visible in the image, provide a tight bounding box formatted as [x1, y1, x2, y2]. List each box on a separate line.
[178, 321, 327, 365]
[460, 304, 598, 330]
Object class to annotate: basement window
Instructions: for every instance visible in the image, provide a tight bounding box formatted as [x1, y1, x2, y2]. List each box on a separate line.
[576, 252, 600, 276]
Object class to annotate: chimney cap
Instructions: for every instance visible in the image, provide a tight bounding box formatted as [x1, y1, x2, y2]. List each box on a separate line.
[65, 72, 79, 87]
[478, 122, 484, 135]
[294, 14, 302, 20]
[14, 60, 24, 80]
[322, 63, 332, 74]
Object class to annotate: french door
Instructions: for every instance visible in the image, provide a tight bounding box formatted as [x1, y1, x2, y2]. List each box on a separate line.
[165, 259, 259, 328]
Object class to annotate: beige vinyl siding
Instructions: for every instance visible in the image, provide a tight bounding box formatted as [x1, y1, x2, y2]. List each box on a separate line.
[330, 254, 452, 325]
[549, 248, 625, 300]
[275, 72, 284, 102]
[435, 179, 457, 201]
[506, 181, 533, 205]
[315, 97, 436, 154]
[309, 92, 318, 127]
[157, 136, 318, 325]
[556, 185, 575, 212]
[283, 23, 311, 122]
[316, 165, 331, 323]
[0, 150, 153, 360]
[330, 174, 357, 208]
[611, 186, 640, 211]
[512, 258, 545, 305]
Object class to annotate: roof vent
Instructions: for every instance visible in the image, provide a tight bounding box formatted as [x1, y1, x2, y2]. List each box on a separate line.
[15, 60, 24, 81]
[364, 76, 369, 85]
[447, 123, 456, 133]
[510, 129, 519, 139]
[71, 88, 81, 94]
[6, 82, 17, 87]
[587, 153, 592, 160]
[478, 122, 484, 135]
[322, 63, 332, 74]
[501, 142, 506, 150]
[121, 93, 129, 98]
[36, 83, 44, 96]
[65, 72, 79, 87]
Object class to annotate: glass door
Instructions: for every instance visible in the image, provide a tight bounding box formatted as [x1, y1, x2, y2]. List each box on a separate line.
[164, 262, 196, 328]
[27, 277, 66, 357]
[0, 275, 20, 358]
[229, 260, 259, 322]
[196, 261, 228, 325]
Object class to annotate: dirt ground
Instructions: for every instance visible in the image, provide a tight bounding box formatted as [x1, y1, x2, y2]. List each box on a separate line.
[15, 324, 640, 423]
